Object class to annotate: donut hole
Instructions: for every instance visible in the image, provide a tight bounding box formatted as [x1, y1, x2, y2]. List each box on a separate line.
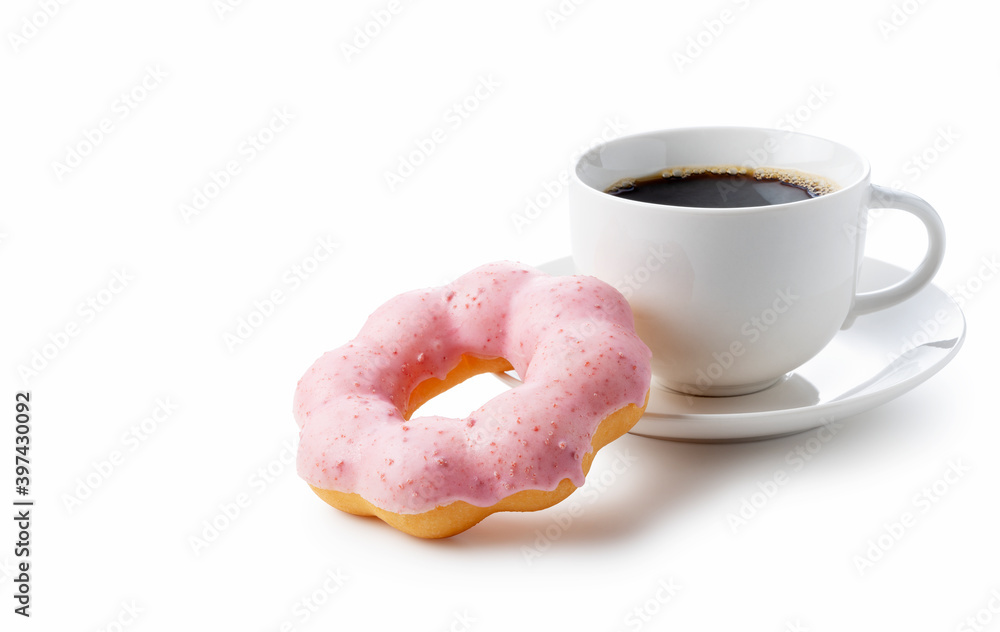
[403, 355, 514, 421]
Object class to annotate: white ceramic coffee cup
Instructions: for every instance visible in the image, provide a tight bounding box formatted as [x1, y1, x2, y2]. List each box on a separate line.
[570, 126, 945, 396]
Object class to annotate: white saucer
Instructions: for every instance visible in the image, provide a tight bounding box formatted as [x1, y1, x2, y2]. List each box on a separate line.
[493, 256, 965, 442]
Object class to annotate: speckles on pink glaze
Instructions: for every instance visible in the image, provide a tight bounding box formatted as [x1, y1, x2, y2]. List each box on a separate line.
[292, 261, 651, 514]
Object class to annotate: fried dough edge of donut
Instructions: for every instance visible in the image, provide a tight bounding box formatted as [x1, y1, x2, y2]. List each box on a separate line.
[309, 354, 649, 539]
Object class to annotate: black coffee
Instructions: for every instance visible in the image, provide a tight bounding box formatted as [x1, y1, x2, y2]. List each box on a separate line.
[605, 166, 834, 208]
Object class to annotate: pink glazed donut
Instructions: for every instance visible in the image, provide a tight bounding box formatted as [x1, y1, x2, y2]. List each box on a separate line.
[293, 261, 651, 538]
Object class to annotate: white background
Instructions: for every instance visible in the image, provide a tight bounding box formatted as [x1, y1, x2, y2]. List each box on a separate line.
[2, 0, 999, 630]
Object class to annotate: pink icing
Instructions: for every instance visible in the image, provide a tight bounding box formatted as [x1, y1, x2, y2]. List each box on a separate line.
[293, 261, 651, 514]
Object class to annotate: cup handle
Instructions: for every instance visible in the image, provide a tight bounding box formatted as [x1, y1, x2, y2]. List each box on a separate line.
[844, 184, 946, 325]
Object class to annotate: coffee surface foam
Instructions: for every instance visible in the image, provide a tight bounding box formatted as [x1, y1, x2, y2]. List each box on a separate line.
[608, 165, 839, 198]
